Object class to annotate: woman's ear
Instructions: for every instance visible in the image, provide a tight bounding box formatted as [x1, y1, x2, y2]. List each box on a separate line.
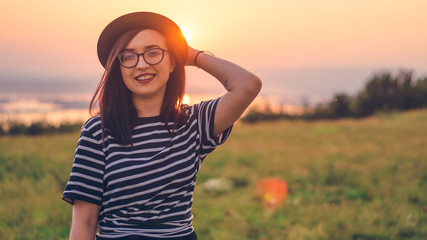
[169, 58, 176, 73]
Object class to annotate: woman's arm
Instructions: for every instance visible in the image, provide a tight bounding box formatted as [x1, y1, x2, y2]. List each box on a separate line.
[186, 47, 262, 136]
[69, 200, 100, 240]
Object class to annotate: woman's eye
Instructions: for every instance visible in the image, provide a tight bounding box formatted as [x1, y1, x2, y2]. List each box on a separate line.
[122, 53, 136, 60]
[146, 49, 162, 57]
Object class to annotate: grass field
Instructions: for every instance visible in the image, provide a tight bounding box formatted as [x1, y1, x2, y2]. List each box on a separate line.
[0, 110, 426, 239]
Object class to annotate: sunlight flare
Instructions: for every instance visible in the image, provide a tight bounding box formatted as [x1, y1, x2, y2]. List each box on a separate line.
[182, 94, 191, 105]
[180, 25, 192, 43]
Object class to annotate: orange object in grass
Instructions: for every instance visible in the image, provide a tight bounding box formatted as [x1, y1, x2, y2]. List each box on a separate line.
[256, 177, 288, 208]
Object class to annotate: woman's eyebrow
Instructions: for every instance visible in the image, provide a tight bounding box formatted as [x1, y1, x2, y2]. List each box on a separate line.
[122, 44, 161, 52]
[144, 44, 161, 50]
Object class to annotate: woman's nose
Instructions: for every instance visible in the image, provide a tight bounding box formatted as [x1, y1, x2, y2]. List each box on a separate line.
[135, 55, 149, 69]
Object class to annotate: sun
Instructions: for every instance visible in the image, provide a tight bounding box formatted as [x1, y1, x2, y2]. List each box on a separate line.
[180, 26, 192, 43]
[182, 94, 191, 105]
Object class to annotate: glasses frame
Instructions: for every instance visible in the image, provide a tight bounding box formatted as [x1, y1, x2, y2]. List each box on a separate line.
[117, 48, 169, 68]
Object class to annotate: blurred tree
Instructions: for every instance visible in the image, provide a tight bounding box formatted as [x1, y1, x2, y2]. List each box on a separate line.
[329, 93, 352, 118]
[413, 77, 427, 108]
[394, 70, 415, 109]
[8, 122, 27, 135]
[0, 124, 5, 135]
[353, 69, 421, 117]
[355, 71, 395, 116]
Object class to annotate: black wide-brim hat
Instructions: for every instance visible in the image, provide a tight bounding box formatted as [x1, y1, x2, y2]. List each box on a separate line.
[97, 12, 188, 68]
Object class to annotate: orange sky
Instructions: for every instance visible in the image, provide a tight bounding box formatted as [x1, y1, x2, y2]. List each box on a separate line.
[1, 0, 427, 103]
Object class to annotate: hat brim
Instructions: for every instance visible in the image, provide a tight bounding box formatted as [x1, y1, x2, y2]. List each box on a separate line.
[97, 12, 188, 68]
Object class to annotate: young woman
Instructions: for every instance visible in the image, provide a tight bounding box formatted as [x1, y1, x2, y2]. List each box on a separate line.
[63, 12, 261, 240]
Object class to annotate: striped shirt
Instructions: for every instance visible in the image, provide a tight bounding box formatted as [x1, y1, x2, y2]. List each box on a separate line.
[62, 98, 232, 238]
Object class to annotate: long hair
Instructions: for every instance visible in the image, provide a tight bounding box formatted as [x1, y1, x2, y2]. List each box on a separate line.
[89, 28, 187, 145]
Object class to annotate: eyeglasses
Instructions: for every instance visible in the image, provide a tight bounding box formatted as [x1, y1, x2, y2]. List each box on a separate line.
[117, 48, 169, 68]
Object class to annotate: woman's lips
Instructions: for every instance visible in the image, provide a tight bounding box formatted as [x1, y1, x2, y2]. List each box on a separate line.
[135, 73, 155, 83]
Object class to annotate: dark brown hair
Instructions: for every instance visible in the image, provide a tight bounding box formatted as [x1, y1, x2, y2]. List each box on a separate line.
[89, 28, 187, 145]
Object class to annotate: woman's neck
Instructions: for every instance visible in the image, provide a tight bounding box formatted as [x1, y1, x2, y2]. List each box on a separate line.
[132, 94, 164, 118]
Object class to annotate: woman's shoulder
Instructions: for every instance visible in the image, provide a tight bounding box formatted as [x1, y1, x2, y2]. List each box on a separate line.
[187, 98, 221, 114]
[81, 114, 102, 133]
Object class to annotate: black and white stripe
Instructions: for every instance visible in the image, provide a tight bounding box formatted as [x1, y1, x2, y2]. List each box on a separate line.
[63, 98, 232, 238]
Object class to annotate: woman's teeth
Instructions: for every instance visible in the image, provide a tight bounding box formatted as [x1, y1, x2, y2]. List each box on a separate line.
[136, 74, 154, 80]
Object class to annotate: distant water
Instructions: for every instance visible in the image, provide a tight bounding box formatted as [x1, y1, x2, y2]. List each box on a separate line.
[0, 93, 92, 125]
[0, 79, 96, 125]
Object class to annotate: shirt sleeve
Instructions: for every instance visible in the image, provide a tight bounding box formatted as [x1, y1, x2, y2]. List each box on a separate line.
[62, 118, 106, 206]
[196, 98, 233, 160]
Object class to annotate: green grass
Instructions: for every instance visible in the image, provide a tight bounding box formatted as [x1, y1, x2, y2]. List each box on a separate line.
[1, 110, 427, 239]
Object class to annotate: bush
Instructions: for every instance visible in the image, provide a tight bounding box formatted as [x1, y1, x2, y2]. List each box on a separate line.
[27, 122, 50, 135]
[57, 122, 82, 133]
[2, 121, 82, 136]
[8, 122, 28, 135]
[354, 70, 426, 117]
[282, 69, 427, 121]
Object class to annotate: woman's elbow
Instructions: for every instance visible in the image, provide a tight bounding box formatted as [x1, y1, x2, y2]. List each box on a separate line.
[246, 74, 262, 96]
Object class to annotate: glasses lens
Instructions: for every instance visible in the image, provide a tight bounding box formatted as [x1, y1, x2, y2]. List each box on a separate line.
[144, 49, 164, 65]
[120, 52, 138, 68]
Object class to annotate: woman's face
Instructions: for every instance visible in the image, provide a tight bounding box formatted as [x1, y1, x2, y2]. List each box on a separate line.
[120, 29, 175, 101]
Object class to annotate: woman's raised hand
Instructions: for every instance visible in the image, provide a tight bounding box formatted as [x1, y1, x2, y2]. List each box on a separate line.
[185, 46, 199, 66]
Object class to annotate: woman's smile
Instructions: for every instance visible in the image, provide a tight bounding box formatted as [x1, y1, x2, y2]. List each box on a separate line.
[135, 73, 156, 83]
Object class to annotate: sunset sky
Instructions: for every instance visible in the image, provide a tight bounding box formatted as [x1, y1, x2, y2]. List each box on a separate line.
[1, 0, 426, 104]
